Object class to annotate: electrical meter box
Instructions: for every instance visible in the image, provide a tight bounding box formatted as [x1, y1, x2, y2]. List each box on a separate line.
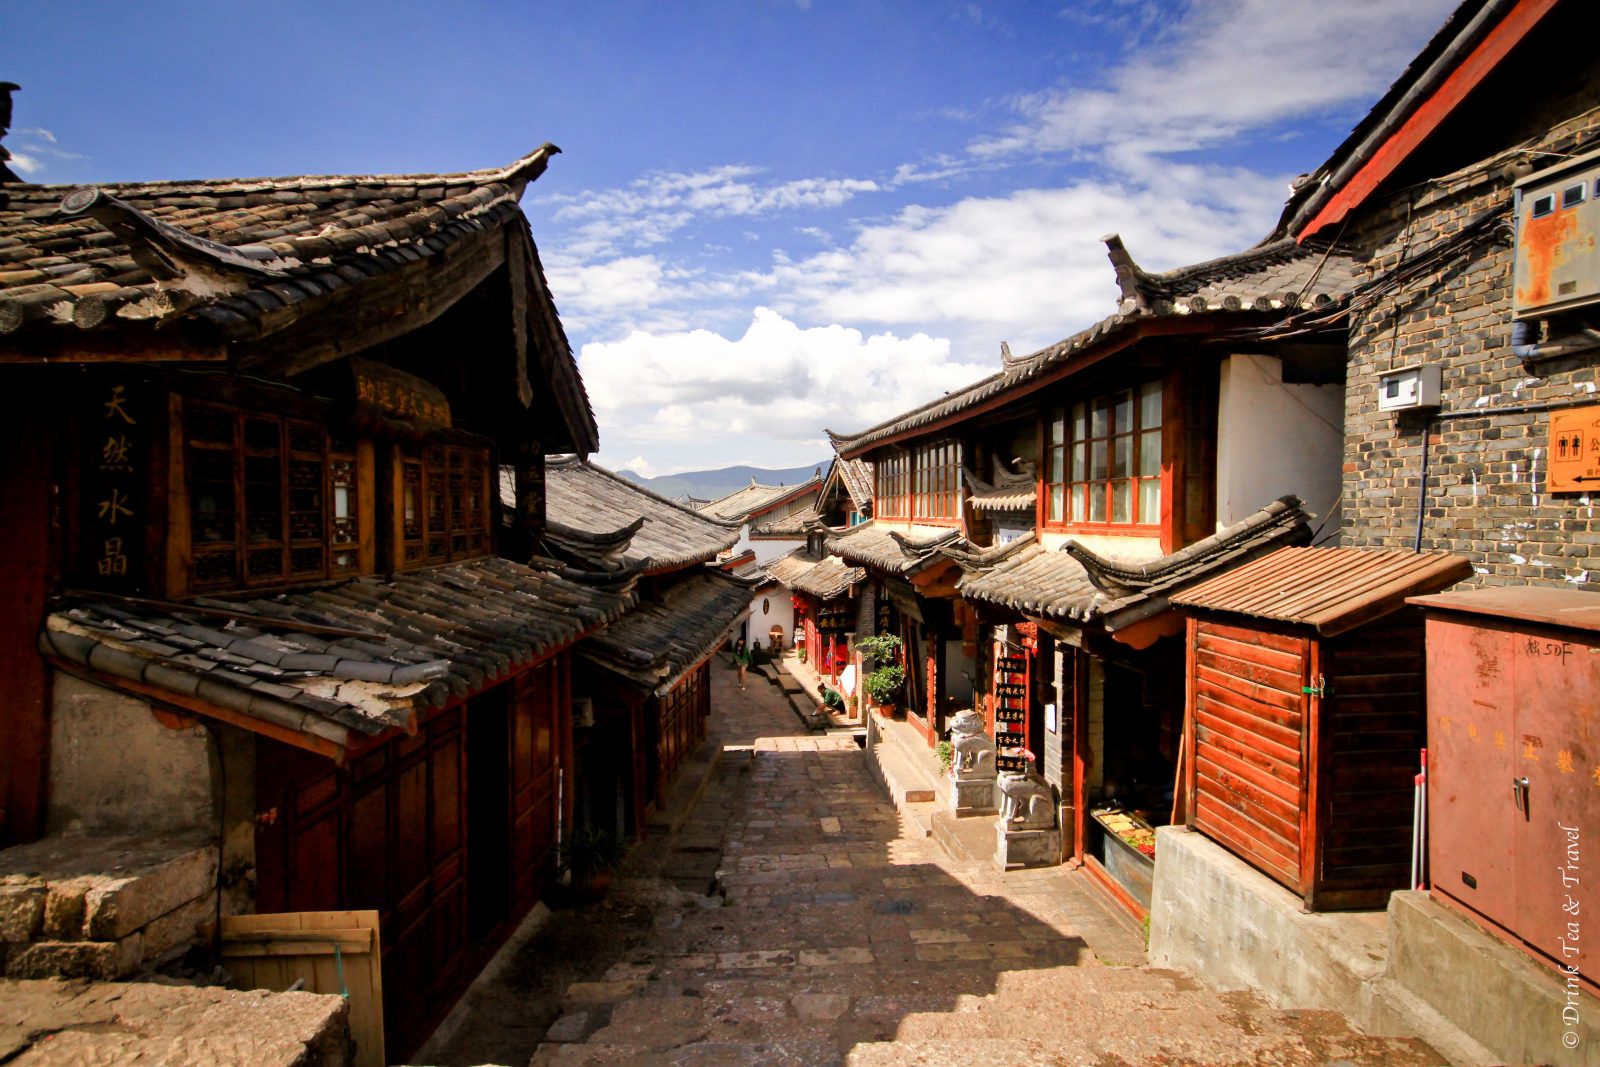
[1514, 146, 1600, 320]
[1377, 364, 1442, 412]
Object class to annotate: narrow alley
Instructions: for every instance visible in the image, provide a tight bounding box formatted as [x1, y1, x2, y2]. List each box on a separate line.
[430, 656, 1446, 1067]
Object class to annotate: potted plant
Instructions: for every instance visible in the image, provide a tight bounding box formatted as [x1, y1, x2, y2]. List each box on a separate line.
[559, 824, 625, 902]
[857, 634, 905, 716]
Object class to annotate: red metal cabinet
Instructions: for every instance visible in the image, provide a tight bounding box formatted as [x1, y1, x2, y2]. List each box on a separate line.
[1413, 587, 1600, 988]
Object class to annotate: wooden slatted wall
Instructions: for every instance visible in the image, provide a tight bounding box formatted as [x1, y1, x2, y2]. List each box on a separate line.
[1186, 617, 1310, 892]
[1314, 609, 1427, 907]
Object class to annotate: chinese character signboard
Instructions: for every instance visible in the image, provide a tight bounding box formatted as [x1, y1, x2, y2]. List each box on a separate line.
[1547, 403, 1600, 492]
[79, 378, 151, 593]
[993, 646, 1030, 771]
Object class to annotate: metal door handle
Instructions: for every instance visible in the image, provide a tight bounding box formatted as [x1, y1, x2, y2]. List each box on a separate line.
[1513, 776, 1531, 819]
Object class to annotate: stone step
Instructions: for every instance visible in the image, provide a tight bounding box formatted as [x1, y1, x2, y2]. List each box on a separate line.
[1366, 974, 1502, 1067]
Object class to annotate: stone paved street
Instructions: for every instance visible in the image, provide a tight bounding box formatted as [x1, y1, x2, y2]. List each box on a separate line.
[517, 656, 1448, 1067]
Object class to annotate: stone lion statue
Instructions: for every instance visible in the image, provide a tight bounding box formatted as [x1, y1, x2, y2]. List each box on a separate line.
[997, 769, 1055, 830]
[947, 710, 996, 781]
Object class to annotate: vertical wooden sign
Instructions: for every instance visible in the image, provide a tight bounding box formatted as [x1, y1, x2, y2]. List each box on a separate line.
[80, 377, 151, 594]
[994, 649, 1030, 773]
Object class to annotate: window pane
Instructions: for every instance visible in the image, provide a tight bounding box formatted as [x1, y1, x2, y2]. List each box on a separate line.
[1051, 414, 1065, 446]
[1049, 484, 1064, 523]
[1140, 380, 1163, 428]
[1091, 398, 1111, 438]
[1072, 402, 1087, 440]
[1090, 485, 1106, 522]
[1139, 478, 1161, 524]
[1113, 391, 1132, 434]
[1050, 445, 1064, 484]
[1071, 442, 1086, 480]
[1113, 435, 1131, 478]
[1113, 480, 1132, 523]
[1091, 440, 1109, 481]
[1139, 430, 1162, 476]
[1071, 484, 1086, 522]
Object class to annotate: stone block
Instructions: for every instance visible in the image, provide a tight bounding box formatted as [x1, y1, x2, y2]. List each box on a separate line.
[83, 843, 217, 941]
[6, 933, 142, 980]
[42, 878, 92, 940]
[992, 823, 1060, 870]
[948, 777, 996, 814]
[139, 893, 213, 963]
[0, 885, 44, 942]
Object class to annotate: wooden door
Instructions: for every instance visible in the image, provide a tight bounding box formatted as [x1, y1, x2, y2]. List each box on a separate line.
[511, 662, 559, 911]
[1187, 619, 1310, 893]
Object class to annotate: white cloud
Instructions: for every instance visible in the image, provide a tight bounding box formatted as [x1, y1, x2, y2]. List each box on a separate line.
[5, 127, 84, 178]
[974, 0, 1456, 164]
[751, 162, 1287, 357]
[584, 308, 989, 470]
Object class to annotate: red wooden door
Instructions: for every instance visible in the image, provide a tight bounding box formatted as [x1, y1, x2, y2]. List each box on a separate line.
[510, 663, 559, 910]
[1188, 620, 1310, 893]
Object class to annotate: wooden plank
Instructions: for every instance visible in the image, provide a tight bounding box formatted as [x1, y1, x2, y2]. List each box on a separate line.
[223, 910, 385, 1067]
[1194, 751, 1302, 832]
[1195, 647, 1304, 700]
[1198, 620, 1304, 656]
[1194, 703, 1303, 772]
[1193, 792, 1300, 884]
[1195, 630, 1304, 674]
[1194, 666, 1303, 714]
[1194, 675, 1302, 728]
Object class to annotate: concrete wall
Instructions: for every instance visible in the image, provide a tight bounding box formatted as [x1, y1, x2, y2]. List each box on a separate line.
[736, 528, 802, 566]
[1216, 353, 1343, 530]
[47, 675, 215, 838]
[1039, 529, 1162, 560]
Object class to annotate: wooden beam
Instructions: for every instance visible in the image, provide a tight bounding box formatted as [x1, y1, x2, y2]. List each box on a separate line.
[235, 229, 507, 378]
[1298, 0, 1557, 241]
[0, 336, 228, 364]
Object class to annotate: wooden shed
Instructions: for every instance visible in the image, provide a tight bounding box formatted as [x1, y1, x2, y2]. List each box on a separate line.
[1170, 547, 1471, 910]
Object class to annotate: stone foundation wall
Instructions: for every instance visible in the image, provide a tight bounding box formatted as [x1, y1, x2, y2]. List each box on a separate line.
[0, 834, 218, 980]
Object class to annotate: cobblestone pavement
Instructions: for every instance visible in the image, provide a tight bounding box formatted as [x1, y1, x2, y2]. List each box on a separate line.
[524, 658, 1446, 1067]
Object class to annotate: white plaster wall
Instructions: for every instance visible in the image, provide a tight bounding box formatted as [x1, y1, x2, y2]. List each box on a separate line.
[1039, 530, 1163, 561]
[1215, 353, 1344, 531]
[47, 674, 216, 837]
[745, 583, 796, 653]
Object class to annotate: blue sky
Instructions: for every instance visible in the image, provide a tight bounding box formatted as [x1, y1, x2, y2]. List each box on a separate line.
[3, 0, 1457, 475]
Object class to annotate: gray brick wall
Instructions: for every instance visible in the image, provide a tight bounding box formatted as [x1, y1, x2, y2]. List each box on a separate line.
[1340, 105, 1600, 588]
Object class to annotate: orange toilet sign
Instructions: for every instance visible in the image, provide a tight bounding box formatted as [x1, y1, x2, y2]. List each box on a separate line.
[1548, 403, 1600, 492]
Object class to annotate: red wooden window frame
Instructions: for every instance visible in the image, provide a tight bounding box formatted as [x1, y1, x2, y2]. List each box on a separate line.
[398, 444, 492, 569]
[875, 451, 910, 519]
[912, 440, 961, 523]
[1042, 379, 1164, 534]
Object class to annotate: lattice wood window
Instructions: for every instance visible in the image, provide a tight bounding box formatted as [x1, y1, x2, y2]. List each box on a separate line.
[398, 444, 491, 568]
[184, 400, 359, 591]
[1045, 380, 1162, 528]
[875, 452, 909, 519]
[913, 440, 960, 521]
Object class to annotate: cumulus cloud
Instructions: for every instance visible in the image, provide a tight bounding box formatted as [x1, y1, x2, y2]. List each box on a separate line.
[5, 127, 85, 178]
[583, 308, 989, 471]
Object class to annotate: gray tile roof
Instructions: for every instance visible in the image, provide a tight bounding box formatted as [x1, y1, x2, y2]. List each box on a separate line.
[581, 571, 754, 694]
[544, 457, 741, 573]
[824, 521, 965, 575]
[827, 237, 1363, 456]
[955, 496, 1313, 630]
[40, 557, 634, 749]
[764, 549, 866, 601]
[0, 146, 599, 453]
[750, 505, 822, 539]
[964, 460, 1036, 513]
[698, 479, 821, 523]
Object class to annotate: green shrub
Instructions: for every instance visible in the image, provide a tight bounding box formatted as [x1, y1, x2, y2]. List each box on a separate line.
[935, 740, 954, 771]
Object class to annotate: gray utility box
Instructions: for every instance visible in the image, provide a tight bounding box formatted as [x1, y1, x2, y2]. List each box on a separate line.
[1514, 145, 1600, 320]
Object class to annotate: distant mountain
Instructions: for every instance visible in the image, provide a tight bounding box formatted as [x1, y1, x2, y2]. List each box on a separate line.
[617, 462, 828, 502]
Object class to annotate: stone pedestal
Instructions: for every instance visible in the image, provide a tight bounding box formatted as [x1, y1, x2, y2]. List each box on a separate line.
[948, 776, 997, 815]
[993, 822, 1062, 870]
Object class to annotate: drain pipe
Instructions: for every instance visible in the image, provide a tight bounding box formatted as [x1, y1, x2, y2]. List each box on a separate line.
[1414, 417, 1433, 553]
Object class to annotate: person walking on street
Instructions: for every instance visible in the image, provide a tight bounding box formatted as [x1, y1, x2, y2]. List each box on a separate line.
[733, 637, 752, 690]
